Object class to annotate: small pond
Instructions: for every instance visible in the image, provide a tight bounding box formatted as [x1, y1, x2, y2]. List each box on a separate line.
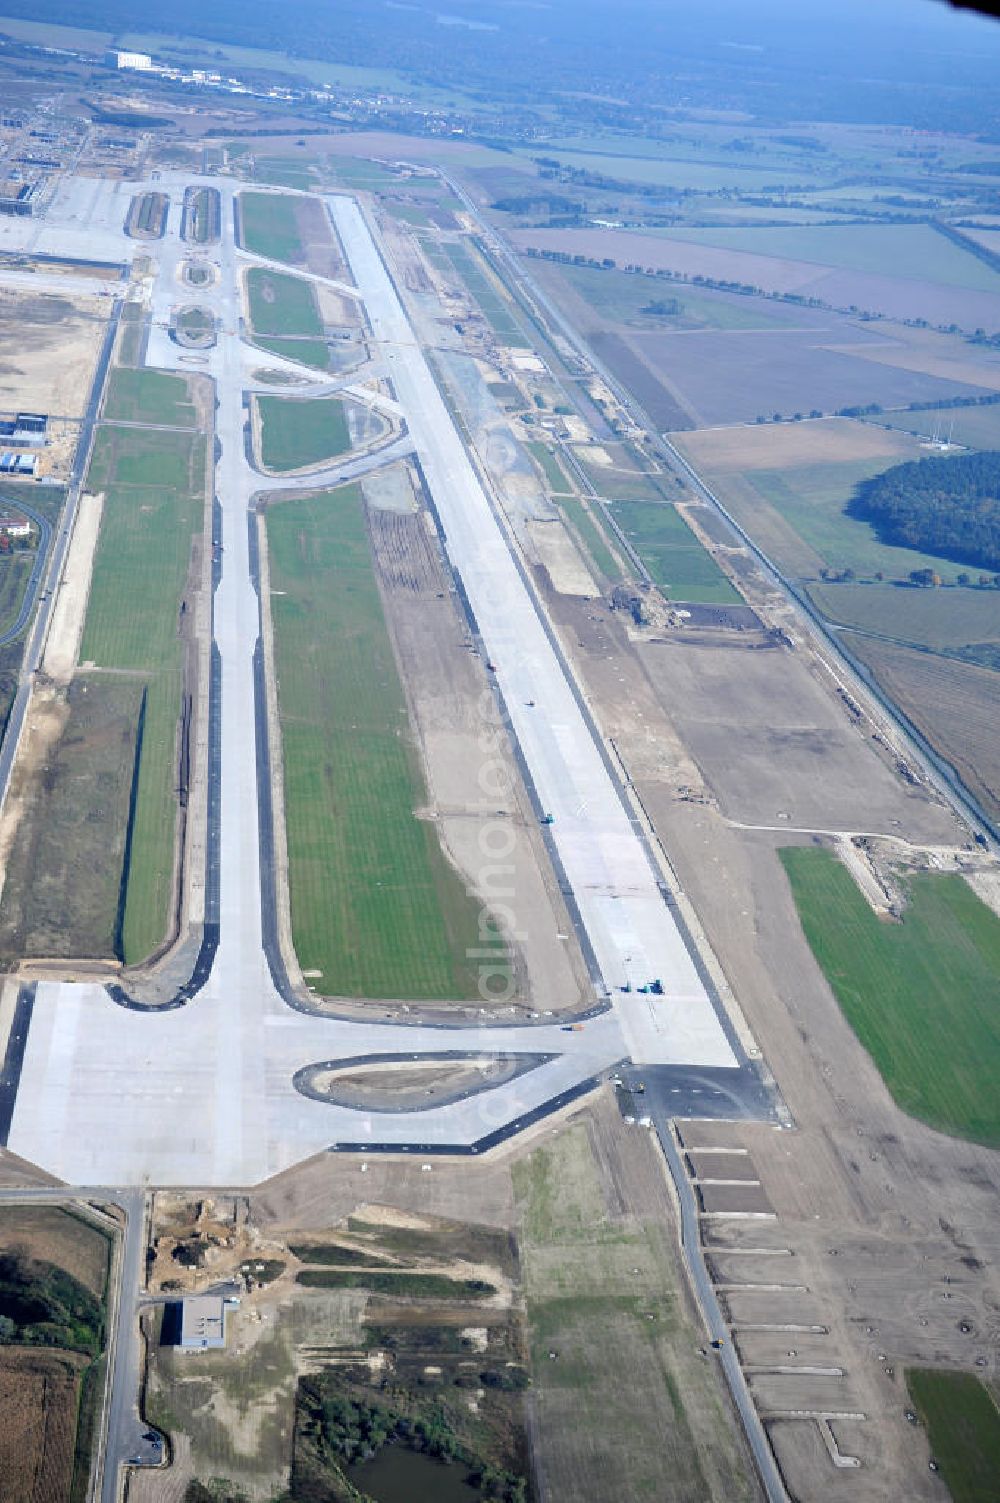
[346, 1445, 482, 1503]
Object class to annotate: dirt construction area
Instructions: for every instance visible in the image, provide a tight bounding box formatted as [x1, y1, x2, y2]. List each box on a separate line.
[130, 1092, 760, 1503]
[0, 286, 109, 418]
[535, 547, 1000, 1501]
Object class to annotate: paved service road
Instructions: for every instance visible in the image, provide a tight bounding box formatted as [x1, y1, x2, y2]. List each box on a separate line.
[655, 1127, 790, 1503]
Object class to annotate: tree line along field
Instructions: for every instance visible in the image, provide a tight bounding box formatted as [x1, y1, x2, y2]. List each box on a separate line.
[780, 847, 1000, 1146]
[611, 499, 741, 604]
[81, 411, 207, 963]
[265, 483, 500, 999]
[255, 394, 351, 472]
[238, 190, 307, 264]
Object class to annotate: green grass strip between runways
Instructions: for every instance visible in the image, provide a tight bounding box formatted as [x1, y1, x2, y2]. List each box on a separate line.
[267, 485, 503, 999]
[81, 423, 206, 962]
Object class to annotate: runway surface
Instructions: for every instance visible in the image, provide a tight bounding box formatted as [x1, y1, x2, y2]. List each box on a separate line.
[3, 174, 753, 1186]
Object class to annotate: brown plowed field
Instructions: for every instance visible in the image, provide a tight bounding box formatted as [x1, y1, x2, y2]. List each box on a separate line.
[0, 1347, 87, 1503]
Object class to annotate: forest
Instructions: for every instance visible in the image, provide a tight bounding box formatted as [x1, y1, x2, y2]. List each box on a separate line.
[849, 450, 1000, 572]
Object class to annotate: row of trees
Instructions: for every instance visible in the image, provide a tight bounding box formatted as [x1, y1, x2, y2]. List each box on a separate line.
[848, 450, 1000, 572]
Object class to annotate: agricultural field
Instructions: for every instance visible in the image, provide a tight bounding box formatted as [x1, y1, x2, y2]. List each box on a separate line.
[0, 675, 144, 961]
[255, 394, 350, 472]
[81, 419, 207, 962]
[239, 190, 306, 264]
[511, 227, 1000, 330]
[906, 1369, 1000, 1503]
[660, 223, 1000, 292]
[513, 146, 823, 192]
[543, 260, 803, 332]
[844, 635, 1000, 822]
[513, 1120, 756, 1502]
[877, 403, 1000, 449]
[102, 367, 198, 427]
[611, 499, 741, 603]
[0, 1204, 113, 1503]
[636, 323, 993, 428]
[672, 420, 968, 582]
[807, 579, 1000, 653]
[780, 847, 1000, 1145]
[443, 242, 529, 348]
[265, 484, 498, 998]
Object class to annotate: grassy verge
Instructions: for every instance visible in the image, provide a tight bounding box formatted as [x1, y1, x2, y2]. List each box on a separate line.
[612, 499, 741, 603]
[907, 1369, 1000, 1503]
[266, 484, 500, 998]
[526, 440, 571, 493]
[102, 368, 197, 427]
[0, 553, 35, 635]
[780, 847, 1000, 1144]
[256, 395, 350, 471]
[559, 495, 623, 584]
[239, 190, 305, 263]
[81, 422, 206, 962]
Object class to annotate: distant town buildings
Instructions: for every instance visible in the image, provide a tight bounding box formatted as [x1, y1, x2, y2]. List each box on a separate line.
[105, 50, 153, 72]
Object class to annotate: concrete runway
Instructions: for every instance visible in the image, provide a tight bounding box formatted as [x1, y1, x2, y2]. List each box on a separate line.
[2, 173, 757, 1186]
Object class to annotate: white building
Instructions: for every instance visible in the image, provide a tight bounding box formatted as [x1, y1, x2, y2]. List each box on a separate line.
[105, 50, 153, 72]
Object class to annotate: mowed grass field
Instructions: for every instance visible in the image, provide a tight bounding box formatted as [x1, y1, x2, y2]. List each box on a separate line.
[256, 395, 350, 472]
[82, 421, 206, 962]
[612, 500, 741, 603]
[266, 484, 494, 998]
[780, 847, 1000, 1144]
[659, 223, 1000, 292]
[102, 367, 197, 427]
[878, 404, 1000, 450]
[514, 1120, 757, 1502]
[239, 190, 306, 263]
[246, 267, 330, 370]
[906, 1369, 1000, 1503]
[246, 267, 323, 337]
